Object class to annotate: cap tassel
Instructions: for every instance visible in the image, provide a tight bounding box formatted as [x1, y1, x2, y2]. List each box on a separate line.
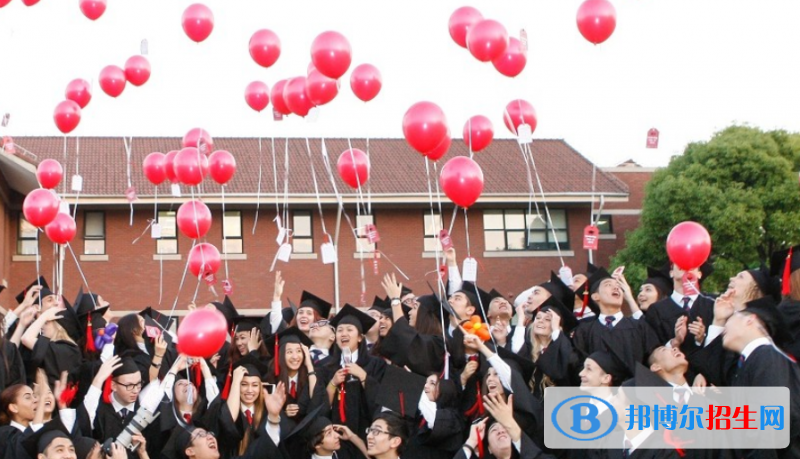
[59, 382, 79, 407]
[192, 362, 202, 392]
[476, 382, 484, 416]
[782, 247, 794, 296]
[274, 335, 280, 377]
[476, 427, 484, 459]
[85, 317, 97, 353]
[102, 377, 112, 404]
[398, 390, 405, 417]
[221, 363, 233, 400]
[338, 383, 347, 422]
[578, 288, 589, 318]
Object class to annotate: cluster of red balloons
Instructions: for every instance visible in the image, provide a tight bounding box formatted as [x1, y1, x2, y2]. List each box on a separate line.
[142, 129, 237, 188]
[402, 101, 451, 161]
[79, 0, 107, 20]
[244, 29, 282, 113]
[337, 149, 370, 189]
[666, 221, 712, 270]
[448, 7, 525, 78]
[98, 55, 150, 99]
[23, 160, 78, 244]
[576, 0, 617, 45]
[182, 3, 214, 43]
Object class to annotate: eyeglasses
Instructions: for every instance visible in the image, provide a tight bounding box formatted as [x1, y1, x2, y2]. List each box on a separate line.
[113, 380, 143, 391]
[402, 298, 418, 307]
[190, 429, 216, 444]
[310, 320, 330, 330]
[365, 427, 394, 437]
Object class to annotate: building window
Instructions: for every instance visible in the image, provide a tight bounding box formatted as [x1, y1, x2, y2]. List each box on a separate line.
[595, 214, 613, 234]
[84, 211, 106, 254]
[222, 211, 243, 254]
[356, 214, 376, 252]
[156, 211, 178, 254]
[292, 211, 313, 254]
[483, 209, 570, 251]
[423, 212, 443, 252]
[17, 215, 38, 255]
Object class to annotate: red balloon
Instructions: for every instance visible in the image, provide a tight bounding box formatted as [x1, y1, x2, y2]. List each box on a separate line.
[337, 149, 369, 189]
[577, 0, 617, 45]
[142, 152, 168, 186]
[271, 80, 291, 116]
[245, 81, 270, 112]
[65, 79, 91, 108]
[426, 132, 452, 162]
[440, 156, 484, 208]
[305, 70, 338, 107]
[492, 37, 526, 77]
[99, 65, 126, 98]
[164, 150, 179, 183]
[22, 0, 39, 5]
[463, 116, 494, 152]
[467, 19, 509, 62]
[125, 56, 151, 86]
[208, 150, 236, 185]
[402, 102, 448, 155]
[249, 29, 281, 68]
[45, 213, 77, 245]
[306, 62, 317, 76]
[182, 128, 214, 155]
[310, 31, 352, 79]
[283, 77, 314, 117]
[503, 99, 537, 136]
[448, 6, 483, 48]
[177, 200, 212, 239]
[177, 308, 227, 358]
[0, 0, 12, 7]
[174, 147, 209, 186]
[79, 0, 106, 20]
[666, 222, 712, 270]
[53, 100, 81, 134]
[37, 159, 63, 189]
[188, 242, 221, 278]
[350, 64, 382, 102]
[182, 3, 214, 43]
[23, 189, 60, 228]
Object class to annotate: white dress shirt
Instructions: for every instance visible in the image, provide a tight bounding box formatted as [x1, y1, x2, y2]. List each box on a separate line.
[597, 311, 623, 328]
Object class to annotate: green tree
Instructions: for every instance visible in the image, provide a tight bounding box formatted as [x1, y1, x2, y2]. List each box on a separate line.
[613, 125, 800, 293]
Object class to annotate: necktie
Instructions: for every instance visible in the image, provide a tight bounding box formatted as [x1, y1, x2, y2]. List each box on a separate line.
[183, 413, 192, 424]
[605, 316, 615, 329]
[738, 354, 745, 369]
[682, 296, 691, 313]
[541, 347, 548, 355]
[674, 387, 690, 404]
[622, 438, 633, 458]
[244, 409, 253, 425]
[119, 408, 129, 420]
[468, 355, 479, 363]
[290, 381, 297, 399]
[366, 342, 374, 352]
[311, 349, 323, 363]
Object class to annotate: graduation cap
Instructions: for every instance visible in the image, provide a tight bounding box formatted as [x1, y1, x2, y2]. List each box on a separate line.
[77, 305, 110, 352]
[375, 364, 427, 419]
[588, 267, 613, 295]
[54, 300, 83, 344]
[400, 285, 413, 298]
[743, 297, 791, 346]
[538, 295, 579, 334]
[211, 296, 239, 330]
[586, 262, 599, 276]
[286, 405, 332, 451]
[113, 356, 142, 377]
[370, 296, 390, 313]
[233, 315, 262, 334]
[141, 311, 173, 345]
[497, 346, 535, 383]
[539, 272, 579, 311]
[277, 326, 314, 348]
[746, 264, 780, 301]
[299, 290, 333, 319]
[139, 307, 175, 332]
[488, 288, 505, 301]
[15, 276, 54, 305]
[161, 426, 194, 459]
[233, 353, 269, 380]
[457, 281, 486, 315]
[73, 436, 99, 459]
[22, 418, 72, 459]
[283, 298, 299, 323]
[329, 304, 376, 334]
[771, 245, 800, 297]
[586, 346, 632, 387]
[642, 265, 674, 298]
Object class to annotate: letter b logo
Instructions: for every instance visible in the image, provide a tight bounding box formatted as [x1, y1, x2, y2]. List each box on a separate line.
[570, 403, 601, 434]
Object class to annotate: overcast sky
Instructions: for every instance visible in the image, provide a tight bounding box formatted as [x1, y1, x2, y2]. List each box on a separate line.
[1, 1, 799, 167]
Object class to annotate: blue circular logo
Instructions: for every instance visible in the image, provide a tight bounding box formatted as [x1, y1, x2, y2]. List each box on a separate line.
[551, 395, 618, 441]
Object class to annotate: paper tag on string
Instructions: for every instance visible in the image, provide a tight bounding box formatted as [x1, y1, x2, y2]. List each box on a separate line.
[204, 272, 217, 286]
[1, 113, 9, 127]
[222, 279, 233, 295]
[583, 225, 599, 250]
[306, 107, 320, 123]
[682, 273, 700, 296]
[171, 183, 181, 197]
[559, 265, 574, 286]
[276, 243, 292, 262]
[125, 186, 137, 202]
[59, 200, 70, 215]
[516, 124, 533, 144]
[463, 257, 478, 282]
[140, 39, 149, 55]
[71, 174, 83, 192]
[151, 222, 162, 239]
[145, 325, 161, 339]
[373, 251, 379, 275]
[520, 29, 528, 52]
[273, 110, 283, 121]
[439, 264, 447, 281]
[321, 242, 337, 264]
[365, 223, 380, 243]
[613, 266, 625, 277]
[439, 229, 453, 251]
[2, 136, 15, 154]
[197, 138, 209, 156]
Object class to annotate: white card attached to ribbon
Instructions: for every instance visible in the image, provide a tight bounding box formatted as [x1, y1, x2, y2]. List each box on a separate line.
[559, 265, 574, 287]
[321, 242, 337, 264]
[276, 243, 292, 262]
[171, 183, 182, 197]
[151, 222, 162, 239]
[71, 174, 83, 192]
[517, 124, 533, 144]
[462, 257, 478, 282]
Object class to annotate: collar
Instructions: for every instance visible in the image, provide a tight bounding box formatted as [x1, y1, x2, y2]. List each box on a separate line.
[289, 375, 298, 384]
[111, 393, 135, 414]
[242, 404, 255, 413]
[448, 323, 456, 338]
[310, 346, 329, 355]
[668, 381, 690, 390]
[741, 337, 772, 360]
[137, 341, 149, 355]
[10, 420, 27, 432]
[312, 454, 333, 459]
[626, 427, 655, 453]
[671, 291, 699, 307]
[598, 311, 623, 325]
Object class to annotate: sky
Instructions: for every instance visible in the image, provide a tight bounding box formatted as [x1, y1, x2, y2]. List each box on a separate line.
[1, 0, 799, 167]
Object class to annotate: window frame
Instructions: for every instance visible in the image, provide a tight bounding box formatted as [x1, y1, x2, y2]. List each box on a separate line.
[17, 214, 38, 255]
[595, 214, 614, 235]
[222, 210, 244, 254]
[483, 209, 570, 252]
[423, 212, 443, 252]
[355, 214, 376, 253]
[291, 210, 314, 254]
[83, 211, 106, 255]
[156, 210, 178, 255]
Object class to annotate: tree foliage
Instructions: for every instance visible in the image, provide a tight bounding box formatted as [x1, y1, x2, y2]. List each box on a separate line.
[613, 126, 800, 292]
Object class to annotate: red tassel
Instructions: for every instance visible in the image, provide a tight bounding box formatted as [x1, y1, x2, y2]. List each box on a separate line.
[399, 390, 405, 417]
[85, 316, 96, 353]
[192, 363, 202, 391]
[221, 363, 233, 400]
[464, 382, 485, 419]
[578, 288, 589, 318]
[102, 377, 112, 404]
[274, 335, 280, 377]
[338, 383, 347, 422]
[783, 247, 793, 296]
[476, 427, 484, 458]
[59, 383, 79, 407]
[476, 382, 484, 416]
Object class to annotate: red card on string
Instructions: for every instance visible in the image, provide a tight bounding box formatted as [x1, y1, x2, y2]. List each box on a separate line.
[126, 186, 138, 202]
[204, 272, 217, 286]
[222, 279, 233, 295]
[583, 225, 599, 250]
[145, 325, 161, 339]
[646, 128, 660, 149]
[439, 264, 447, 281]
[365, 223, 380, 243]
[439, 229, 453, 251]
[682, 273, 700, 296]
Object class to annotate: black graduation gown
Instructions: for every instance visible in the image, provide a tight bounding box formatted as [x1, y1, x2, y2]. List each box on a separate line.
[519, 332, 576, 399]
[0, 425, 33, 459]
[451, 430, 552, 459]
[572, 317, 660, 370]
[28, 336, 82, 385]
[77, 398, 160, 459]
[378, 317, 446, 375]
[691, 335, 739, 387]
[603, 431, 681, 459]
[447, 327, 468, 373]
[0, 339, 25, 391]
[778, 299, 800, 360]
[645, 296, 714, 366]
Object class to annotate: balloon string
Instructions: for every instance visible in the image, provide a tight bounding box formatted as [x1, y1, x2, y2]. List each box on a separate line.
[425, 159, 449, 358]
[123, 136, 134, 226]
[154, 186, 162, 305]
[62, 136, 68, 196]
[447, 205, 458, 236]
[464, 207, 471, 258]
[306, 137, 328, 236]
[271, 137, 280, 218]
[433, 162, 444, 221]
[190, 186, 207, 286]
[169, 239, 196, 320]
[424, 158, 444, 292]
[72, 138, 81, 220]
[65, 242, 94, 298]
[366, 138, 372, 216]
[222, 185, 230, 280]
[252, 137, 263, 235]
[525, 142, 564, 265]
[320, 139, 358, 246]
[514, 132, 539, 221]
[282, 138, 290, 238]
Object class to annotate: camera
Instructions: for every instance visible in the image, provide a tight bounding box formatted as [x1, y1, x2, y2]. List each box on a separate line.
[101, 405, 160, 455]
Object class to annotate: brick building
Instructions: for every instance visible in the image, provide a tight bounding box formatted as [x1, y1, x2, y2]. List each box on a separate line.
[0, 137, 653, 316]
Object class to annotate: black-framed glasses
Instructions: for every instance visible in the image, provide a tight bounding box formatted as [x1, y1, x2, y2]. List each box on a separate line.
[190, 429, 216, 444]
[310, 320, 330, 330]
[365, 427, 394, 437]
[402, 297, 418, 307]
[113, 380, 143, 391]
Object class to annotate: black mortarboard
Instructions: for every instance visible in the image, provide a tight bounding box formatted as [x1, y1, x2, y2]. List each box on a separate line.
[329, 304, 376, 334]
[277, 326, 314, 348]
[74, 436, 99, 459]
[162, 427, 193, 459]
[141, 312, 173, 345]
[747, 264, 780, 301]
[699, 261, 714, 280]
[418, 293, 456, 321]
[77, 305, 110, 332]
[588, 267, 613, 295]
[488, 289, 504, 301]
[112, 356, 141, 377]
[586, 262, 599, 276]
[401, 285, 413, 297]
[375, 364, 427, 419]
[139, 307, 175, 331]
[16, 276, 54, 305]
[22, 418, 72, 458]
[642, 266, 673, 298]
[233, 353, 269, 380]
[743, 297, 790, 346]
[233, 315, 262, 334]
[540, 272, 579, 310]
[55, 300, 83, 343]
[286, 405, 331, 446]
[538, 296, 579, 334]
[497, 346, 535, 383]
[631, 362, 669, 388]
[299, 291, 333, 319]
[370, 296, 390, 313]
[212, 296, 239, 330]
[456, 282, 484, 315]
[74, 286, 104, 316]
[587, 347, 632, 386]
[283, 298, 299, 323]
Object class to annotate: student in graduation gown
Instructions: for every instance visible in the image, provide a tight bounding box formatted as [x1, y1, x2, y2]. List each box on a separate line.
[290, 291, 334, 337]
[20, 302, 83, 386]
[0, 383, 46, 459]
[317, 305, 386, 444]
[772, 245, 800, 359]
[113, 314, 155, 385]
[161, 418, 288, 459]
[634, 266, 673, 314]
[722, 298, 800, 458]
[308, 319, 336, 366]
[0, 324, 25, 392]
[365, 412, 410, 459]
[571, 268, 660, 372]
[3, 280, 52, 338]
[283, 405, 368, 459]
[265, 327, 321, 423]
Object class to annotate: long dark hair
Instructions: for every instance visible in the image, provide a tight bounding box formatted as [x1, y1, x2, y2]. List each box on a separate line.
[0, 320, 9, 388]
[113, 314, 143, 355]
[414, 303, 443, 337]
[0, 384, 28, 425]
[277, 342, 309, 397]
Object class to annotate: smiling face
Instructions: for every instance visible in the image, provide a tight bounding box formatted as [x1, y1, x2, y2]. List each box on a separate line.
[366, 419, 400, 457]
[336, 324, 362, 352]
[239, 375, 261, 406]
[487, 422, 512, 458]
[487, 297, 511, 323]
[378, 314, 393, 337]
[42, 388, 55, 416]
[234, 331, 251, 356]
[185, 429, 219, 459]
[637, 283, 660, 311]
[524, 287, 551, 314]
[649, 346, 688, 374]
[43, 436, 77, 459]
[728, 270, 757, 303]
[579, 358, 611, 388]
[309, 321, 335, 347]
[174, 379, 196, 406]
[316, 425, 341, 454]
[424, 374, 440, 402]
[532, 310, 553, 337]
[112, 372, 142, 405]
[484, 367, 502, 395]
[591, 278, 623, 310]
[284, 343, 304, 372]
[296, 307, 317, 332]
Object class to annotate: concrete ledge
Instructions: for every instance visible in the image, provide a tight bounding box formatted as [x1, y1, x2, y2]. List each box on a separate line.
[482, 250, 575, 258]
[153, 254, 182, 261]
[12, 255, 41, 262]
[80, 254, 109, 262]
[599, 234, 617, 240]
[291, 253, 318, 260]
[221, 254, 247, 261]
[353, 252, 380, 260]
[422, 252, 446, 259]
